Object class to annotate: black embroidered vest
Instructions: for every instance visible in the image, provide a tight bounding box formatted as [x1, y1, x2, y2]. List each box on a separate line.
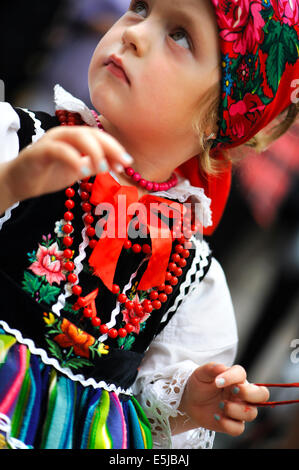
[0, 109, 212, 393]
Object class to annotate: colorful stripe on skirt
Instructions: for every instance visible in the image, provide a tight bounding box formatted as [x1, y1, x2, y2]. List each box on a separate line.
[0, 331, 152, 449]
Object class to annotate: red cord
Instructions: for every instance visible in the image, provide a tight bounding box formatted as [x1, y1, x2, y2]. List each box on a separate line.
[255, 383, 299, 387]
[254, 383, 299, 407]
[255, 400, 299, 407]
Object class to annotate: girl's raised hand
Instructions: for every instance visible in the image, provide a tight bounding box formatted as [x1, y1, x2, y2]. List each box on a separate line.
[2, 126, 133, 210]
[176, 363, 269, 437]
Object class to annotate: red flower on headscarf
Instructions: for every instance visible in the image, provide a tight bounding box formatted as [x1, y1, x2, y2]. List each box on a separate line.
[272, 0, 299, 26]
[217, 0, 265, 54]
[227, 93, 266, 139]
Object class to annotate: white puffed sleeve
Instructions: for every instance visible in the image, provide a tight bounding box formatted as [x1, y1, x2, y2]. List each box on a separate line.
[133, 256, 238, 449]
[0, 102, 20, 163]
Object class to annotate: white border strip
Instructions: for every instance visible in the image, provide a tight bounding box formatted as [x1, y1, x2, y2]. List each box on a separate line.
[20, 108, 45, 143]
[0, 202, 20, 231]
[0, 319, 133, 395]
[160, 238, 211, 325]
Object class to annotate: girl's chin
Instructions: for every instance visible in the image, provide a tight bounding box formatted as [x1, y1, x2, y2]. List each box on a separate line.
[90, 88, 126, 115]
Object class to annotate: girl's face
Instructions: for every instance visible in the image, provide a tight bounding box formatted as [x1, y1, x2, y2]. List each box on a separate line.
[88, 0, 221, 158]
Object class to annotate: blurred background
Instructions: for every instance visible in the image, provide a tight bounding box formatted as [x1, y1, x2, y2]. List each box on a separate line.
[1, 0, 299, 450]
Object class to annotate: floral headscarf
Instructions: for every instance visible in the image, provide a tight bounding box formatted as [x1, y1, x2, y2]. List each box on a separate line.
[211, 0, 299, 151]
[179, 0, 299, 235]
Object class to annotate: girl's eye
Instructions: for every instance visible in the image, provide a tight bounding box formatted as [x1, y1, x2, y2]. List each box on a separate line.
[170, 30, 191, 50]
[130, 1, 148, 17]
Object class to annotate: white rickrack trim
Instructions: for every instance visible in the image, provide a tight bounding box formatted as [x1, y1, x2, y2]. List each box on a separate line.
[160, 237, 211, 325]
[136, 367, 215, 449]
[0, 202, 20, 231]
[99, 256, 149, 342]
[0, 320, 133, 396]
[0, 413, 32, 449]
[20, 108, 45, 143]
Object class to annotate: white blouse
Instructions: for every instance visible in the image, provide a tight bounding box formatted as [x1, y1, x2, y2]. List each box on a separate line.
[0, 91, 238, 449]
[0, 102, 20, 162]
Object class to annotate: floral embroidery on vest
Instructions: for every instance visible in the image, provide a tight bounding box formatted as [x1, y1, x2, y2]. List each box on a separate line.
[43, 313, 109, 370]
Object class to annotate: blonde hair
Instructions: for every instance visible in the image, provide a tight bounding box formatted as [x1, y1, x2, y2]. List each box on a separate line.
[194, 86, 299, 176]
[192, 80, 229, 175]
[243, 101, 299, 153]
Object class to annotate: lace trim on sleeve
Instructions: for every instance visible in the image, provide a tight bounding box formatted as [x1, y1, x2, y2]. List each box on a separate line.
[136, 368, 215, 449]
[172, 428, 215, 449]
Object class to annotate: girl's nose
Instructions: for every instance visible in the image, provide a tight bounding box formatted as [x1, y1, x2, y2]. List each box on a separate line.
[122, 24, 150, 57]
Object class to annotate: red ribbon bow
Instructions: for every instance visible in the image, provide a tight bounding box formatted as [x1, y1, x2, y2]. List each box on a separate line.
[88, 172, 182, 292]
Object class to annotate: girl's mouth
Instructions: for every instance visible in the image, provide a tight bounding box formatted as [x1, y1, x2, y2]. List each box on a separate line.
[105, 56, 131, 85]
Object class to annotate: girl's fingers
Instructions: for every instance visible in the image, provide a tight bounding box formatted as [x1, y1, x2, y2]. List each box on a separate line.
[51, 148, 109, 179]
[47, 126, 133, 174]
[47, 126, 105, 171]
[193, 363, 228, 385]
[39, 141, 89, 185]
[213, 400, 257, 436]
[215, 365, 247, 389]
[220, 400, 258, 423]
[213, 413, 245, 437]
[229, 383, 270, 404]
[214, 365, 269, 405]
[12, 140, 83, 200]
[94, 130, 134, 168]
[10, 125, 134, 203]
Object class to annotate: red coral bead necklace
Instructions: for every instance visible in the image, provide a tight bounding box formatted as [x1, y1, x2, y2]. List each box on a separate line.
[55, 110, 198, 340]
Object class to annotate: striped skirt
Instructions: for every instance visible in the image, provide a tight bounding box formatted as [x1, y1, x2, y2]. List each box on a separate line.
[0, 331, 152, 449]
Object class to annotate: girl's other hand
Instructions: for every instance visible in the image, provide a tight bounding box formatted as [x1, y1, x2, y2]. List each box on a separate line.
[3, 126, 133, 206]
[177, 363, 269, 437]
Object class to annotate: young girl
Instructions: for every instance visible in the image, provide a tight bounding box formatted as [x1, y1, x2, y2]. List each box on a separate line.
[0, 0, 298, 450]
